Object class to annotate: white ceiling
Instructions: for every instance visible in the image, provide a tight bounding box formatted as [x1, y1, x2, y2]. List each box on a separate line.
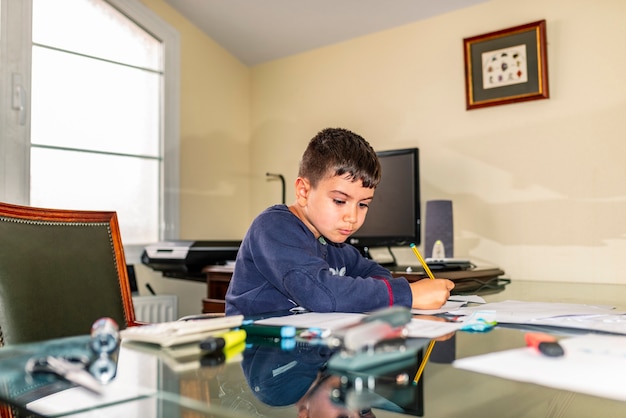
[163, 0, 489, 66]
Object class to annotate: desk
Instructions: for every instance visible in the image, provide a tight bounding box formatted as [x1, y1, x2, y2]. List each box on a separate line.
[3, 280, 626, 417]
[202, 264, 508, 313]
[202, 265, 234, 313]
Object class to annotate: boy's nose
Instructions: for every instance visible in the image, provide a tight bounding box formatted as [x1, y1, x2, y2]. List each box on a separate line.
[344, 205, 358, 223]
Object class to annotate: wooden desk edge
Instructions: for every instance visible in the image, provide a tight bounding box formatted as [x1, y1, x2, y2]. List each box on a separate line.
[390, 267, 506, 282]
[202, 264, 235, 274]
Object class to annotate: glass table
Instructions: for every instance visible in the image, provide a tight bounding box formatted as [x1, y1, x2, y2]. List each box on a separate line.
[2, 280, 626, 417]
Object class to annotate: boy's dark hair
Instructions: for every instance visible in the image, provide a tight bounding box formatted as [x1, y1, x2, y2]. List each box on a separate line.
[299, 128, 382, 189]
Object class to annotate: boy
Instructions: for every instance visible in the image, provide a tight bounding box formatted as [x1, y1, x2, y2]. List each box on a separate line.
[225, 128, 454, 316]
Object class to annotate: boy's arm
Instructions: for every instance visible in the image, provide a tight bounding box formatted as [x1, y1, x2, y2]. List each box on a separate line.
[278, 239, 411, 312]
[342, 245, 393, 279]
[243, 208, 412, 313]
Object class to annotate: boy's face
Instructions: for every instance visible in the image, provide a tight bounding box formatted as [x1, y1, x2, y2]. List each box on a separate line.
[293, 173, 374, 244]
[297, 374, 372, 418]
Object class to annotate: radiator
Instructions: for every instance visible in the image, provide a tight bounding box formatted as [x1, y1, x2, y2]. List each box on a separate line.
[132, 295, 178, 323]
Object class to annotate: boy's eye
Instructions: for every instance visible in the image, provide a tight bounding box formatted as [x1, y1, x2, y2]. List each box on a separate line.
[333, 199, 346, 205]
[359, 202, 370, 209]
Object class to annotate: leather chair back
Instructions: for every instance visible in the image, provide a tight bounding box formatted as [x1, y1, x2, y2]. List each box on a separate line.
[0, 202, 137, 347]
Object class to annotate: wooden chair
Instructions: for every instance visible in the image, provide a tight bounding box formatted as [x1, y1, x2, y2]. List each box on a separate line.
[0, 202, 139, 417]
[0, 201, 138, 346]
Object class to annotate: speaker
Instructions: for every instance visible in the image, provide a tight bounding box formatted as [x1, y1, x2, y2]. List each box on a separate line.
[424, 200, 453, 259]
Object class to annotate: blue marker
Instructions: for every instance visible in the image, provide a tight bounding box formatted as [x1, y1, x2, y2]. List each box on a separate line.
[245, 335, 296, 351]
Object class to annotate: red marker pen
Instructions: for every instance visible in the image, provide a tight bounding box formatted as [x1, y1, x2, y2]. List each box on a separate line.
[525, 332, 564, 357]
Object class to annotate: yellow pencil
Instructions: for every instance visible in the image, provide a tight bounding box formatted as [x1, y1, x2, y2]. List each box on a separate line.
[414, 339, 435, 382]
[410, 243, 437, 382]
[410, 243, 435, 280]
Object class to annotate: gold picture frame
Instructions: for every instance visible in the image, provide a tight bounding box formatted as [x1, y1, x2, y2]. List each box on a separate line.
[464, 20, 549, 110]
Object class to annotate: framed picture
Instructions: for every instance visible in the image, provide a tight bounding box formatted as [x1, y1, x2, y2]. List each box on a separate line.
[463, 20, 549, 110]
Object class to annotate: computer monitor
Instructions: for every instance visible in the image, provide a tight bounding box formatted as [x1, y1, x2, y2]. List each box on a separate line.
[349, 148, 420, 257]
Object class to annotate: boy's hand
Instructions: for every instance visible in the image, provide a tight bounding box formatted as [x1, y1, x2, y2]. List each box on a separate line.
[409, 278, 455, 310]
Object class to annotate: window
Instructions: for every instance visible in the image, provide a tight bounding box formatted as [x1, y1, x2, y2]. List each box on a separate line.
[0, 0, 180, 262]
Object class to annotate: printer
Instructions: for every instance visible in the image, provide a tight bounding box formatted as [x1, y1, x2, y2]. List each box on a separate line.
[141, 240, 240, 280]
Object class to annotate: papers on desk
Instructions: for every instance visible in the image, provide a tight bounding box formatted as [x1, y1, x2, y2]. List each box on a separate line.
[411, 300, 467, 315]
[454, 334, 626, 402]
[447, 295, 486, 304]
[256, 296, 489, 340]
[256, 311, 460, 339]
[256, 312, 365, 330]
[448, 300, 626, 334]
[411, 295, 485, 315]
[257, 297, 626, 340]
[406, 318, 463, 338]
[255, 296, 626, 341]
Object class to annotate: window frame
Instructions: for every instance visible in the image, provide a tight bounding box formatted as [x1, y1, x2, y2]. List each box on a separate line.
[0, 0, 180, 263]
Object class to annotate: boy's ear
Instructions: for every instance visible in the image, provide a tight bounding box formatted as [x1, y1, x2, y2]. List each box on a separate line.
[294, 177, 310, 204]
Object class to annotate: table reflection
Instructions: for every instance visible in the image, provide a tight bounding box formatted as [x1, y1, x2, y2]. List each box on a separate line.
[240, 338, 428, 417]
[0, 317, 457, 417]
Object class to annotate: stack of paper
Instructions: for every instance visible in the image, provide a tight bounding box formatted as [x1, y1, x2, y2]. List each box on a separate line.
[449, 300, 626, 334]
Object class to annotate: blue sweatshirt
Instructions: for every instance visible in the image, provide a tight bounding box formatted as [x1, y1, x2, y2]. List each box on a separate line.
[225, 205, 412, 316]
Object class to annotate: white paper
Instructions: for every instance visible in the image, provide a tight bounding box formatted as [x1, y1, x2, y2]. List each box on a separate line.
[454, 334, 626, 402]
[448, 295, 486, 304]
[450, 300, 617, 321]
[406, 318, 463, 338]
[448, 300, 626, 334]
[255, 312, 365, 331]
[412, 300, 466, 315]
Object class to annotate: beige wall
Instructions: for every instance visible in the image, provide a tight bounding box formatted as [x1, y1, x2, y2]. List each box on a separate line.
[140, 0, 626, 316]
[140, 0, 252, 241]
[251, 0, 626, 285]
[137, 0, 251, 316]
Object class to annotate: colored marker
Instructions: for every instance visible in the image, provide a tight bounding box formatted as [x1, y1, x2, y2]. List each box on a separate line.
[245, 335, 296, 351]
[240, 322, 297, 338]
[525, 332, 564, 357]
[199, 329, 247, 353]
[299, 327, 331, 340]
[201, 341, 246, 366]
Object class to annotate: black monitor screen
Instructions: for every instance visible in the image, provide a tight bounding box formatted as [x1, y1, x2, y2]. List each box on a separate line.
[349, 148, 420, 251]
